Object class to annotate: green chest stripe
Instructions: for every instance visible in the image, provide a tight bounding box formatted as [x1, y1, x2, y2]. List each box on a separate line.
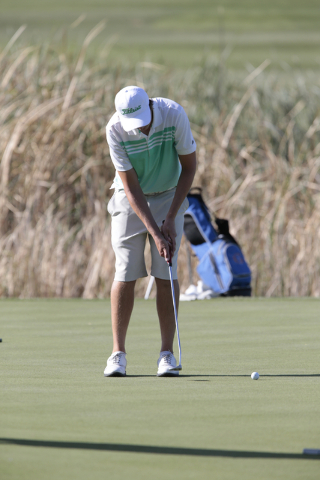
[125, 132, 175, 155]
[116, 127, 179, 194]
[120, 126, 176, 150]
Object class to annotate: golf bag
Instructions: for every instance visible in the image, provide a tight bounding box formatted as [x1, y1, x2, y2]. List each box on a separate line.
[183, 188, 251, 296]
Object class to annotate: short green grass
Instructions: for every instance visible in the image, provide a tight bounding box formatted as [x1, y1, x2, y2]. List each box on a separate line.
[1, 0, 320, 69]
[1, 298, 320, 480]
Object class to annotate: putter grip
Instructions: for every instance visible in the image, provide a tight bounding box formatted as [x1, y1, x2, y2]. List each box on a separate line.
[162, 220, 173, 266]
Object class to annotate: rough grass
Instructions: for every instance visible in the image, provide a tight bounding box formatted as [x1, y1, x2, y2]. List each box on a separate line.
[1, 29, 320, 298]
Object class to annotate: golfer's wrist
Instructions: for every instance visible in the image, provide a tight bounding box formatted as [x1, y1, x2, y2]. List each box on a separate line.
[148, 225, 162, 239]
[165, 212, 176, 222]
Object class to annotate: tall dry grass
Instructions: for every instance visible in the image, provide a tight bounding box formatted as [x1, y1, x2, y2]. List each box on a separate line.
[1, 28, 320, 298]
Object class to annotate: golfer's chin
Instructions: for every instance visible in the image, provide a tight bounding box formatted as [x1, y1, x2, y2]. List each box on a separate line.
[138, 124, 150, 135]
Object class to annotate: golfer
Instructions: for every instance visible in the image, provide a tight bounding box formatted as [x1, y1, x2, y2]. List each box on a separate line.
[105, 86, 196, 376]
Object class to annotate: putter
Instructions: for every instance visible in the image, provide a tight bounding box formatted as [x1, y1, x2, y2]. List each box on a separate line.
[167, 258, 182, 371]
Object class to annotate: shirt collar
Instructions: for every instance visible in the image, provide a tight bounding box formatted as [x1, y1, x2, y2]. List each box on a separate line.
[151, 103, 162, 130]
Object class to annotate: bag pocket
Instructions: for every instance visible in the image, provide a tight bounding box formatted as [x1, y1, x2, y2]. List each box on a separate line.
[196, 240, 232, 294]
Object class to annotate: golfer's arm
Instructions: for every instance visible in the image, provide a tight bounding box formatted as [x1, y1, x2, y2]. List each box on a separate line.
[166, 151, 197, 219]
[117, 168, 162, 237]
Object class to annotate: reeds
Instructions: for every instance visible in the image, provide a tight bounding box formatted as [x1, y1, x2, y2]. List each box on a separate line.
[1, 31, 320, 298]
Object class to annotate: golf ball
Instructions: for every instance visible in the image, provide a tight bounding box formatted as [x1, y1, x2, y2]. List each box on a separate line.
[251, 372, 259, 380]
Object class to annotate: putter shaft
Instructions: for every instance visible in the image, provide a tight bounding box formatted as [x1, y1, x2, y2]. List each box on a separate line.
[168, 262, 182, 369]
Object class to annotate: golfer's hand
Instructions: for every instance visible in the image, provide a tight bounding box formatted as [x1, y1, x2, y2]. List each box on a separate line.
[161, 218, 176, 256]
[154, 233, 171, 263]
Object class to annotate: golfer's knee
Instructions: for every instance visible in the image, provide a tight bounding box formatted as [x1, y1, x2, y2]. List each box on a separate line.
[111, 280, 136, 295]
[154, 277, 170, 287]
[155, 277, 179, 290]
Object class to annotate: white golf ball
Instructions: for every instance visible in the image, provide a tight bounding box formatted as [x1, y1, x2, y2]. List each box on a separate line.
[251, 372, 259, 380]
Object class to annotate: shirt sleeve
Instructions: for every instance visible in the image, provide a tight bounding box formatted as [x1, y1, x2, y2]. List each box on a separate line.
[106, 125, 133, 172]
[174, 106, 197, 156]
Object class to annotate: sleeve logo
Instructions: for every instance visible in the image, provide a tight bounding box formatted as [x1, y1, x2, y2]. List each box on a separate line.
[122, 105, 142, 115]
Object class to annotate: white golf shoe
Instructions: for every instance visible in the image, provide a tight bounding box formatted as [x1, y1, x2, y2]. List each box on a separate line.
[104, 351, 127, 377]
[157, 351, 179, 377]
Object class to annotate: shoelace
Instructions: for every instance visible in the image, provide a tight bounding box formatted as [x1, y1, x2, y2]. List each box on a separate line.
[112, 353, 122, 365]
[161, 353, 173, 365]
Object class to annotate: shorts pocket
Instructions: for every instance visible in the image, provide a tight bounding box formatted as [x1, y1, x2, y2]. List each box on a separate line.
[180, 196, 189, 214]
[107, 194, 115, 216]
[108, 191, 129, 217]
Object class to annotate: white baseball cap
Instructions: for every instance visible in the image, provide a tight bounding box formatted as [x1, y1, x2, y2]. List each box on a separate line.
[115, 86, 151, 132]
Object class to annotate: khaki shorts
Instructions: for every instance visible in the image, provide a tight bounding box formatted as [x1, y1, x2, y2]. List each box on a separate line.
[108, 189, 189, 282]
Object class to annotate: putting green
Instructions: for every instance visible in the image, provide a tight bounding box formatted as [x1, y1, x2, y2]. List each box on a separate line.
[1, 298, 319, 479]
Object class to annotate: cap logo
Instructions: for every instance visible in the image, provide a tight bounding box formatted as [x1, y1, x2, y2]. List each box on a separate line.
[122, 105, 141, 115]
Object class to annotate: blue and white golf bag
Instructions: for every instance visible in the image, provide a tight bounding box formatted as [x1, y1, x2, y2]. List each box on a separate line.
[183, 188, 252, 296]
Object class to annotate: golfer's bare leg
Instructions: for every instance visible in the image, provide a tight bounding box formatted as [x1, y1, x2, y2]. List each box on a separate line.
[155, 277, 179, 353]
[111, 280, 136, 353]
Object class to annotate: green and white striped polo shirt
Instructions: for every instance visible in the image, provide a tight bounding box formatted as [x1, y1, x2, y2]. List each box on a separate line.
[106, 97, 196, 194]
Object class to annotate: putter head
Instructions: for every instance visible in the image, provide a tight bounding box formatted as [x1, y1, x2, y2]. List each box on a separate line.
[168, 365, 182, 371]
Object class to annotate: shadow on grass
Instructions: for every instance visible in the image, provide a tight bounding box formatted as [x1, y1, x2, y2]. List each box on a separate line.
[185, 374, 320, 378]
[126, 374, 320, 378]
[0, 438, 319, 460]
